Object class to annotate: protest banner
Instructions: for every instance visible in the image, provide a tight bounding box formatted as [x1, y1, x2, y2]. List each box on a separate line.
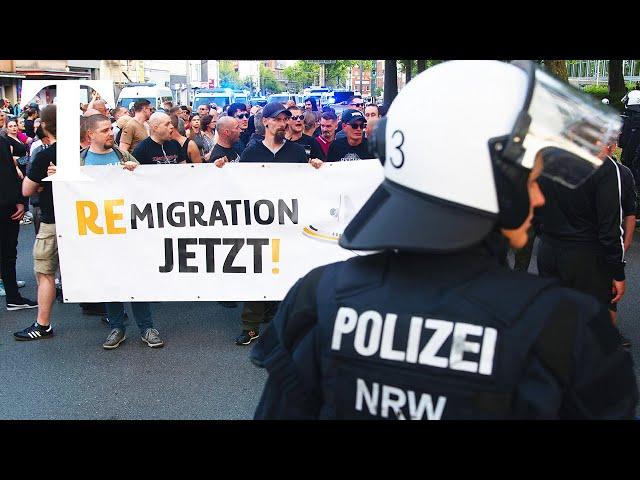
[53, 161, 384, 302]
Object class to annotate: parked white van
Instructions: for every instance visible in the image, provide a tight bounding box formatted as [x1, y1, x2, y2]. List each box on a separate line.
[117, 83, 174, 111]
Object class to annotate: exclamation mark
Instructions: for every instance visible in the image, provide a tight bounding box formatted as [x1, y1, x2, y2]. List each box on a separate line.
[272, 239, 280, 274]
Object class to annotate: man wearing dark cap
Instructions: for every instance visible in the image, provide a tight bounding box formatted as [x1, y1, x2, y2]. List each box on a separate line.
[233, 102, 313, 346]
[239, 102, 308, 164]
[326, 109, 370, 162]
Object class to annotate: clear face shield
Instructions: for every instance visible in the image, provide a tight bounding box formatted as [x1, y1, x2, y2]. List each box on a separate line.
[504, 61, 622, 189]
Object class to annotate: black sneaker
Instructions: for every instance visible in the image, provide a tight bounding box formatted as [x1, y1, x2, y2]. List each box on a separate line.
[6, 297, 38, 311]
[235, 329, 259, 345]
[14, 322, 53, 341]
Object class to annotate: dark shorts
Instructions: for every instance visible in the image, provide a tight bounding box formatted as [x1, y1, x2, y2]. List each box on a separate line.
[537, 238, 614, 307]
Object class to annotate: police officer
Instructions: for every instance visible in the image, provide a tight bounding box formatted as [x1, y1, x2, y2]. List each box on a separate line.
[250, 60, 638, 420]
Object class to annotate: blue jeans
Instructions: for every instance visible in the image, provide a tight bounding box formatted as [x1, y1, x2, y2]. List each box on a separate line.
[106, 302, 153, 334]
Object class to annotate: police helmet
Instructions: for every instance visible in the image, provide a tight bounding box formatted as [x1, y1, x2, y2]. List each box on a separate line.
[602, 98, 610, 105]
[340, 60, 621, 253]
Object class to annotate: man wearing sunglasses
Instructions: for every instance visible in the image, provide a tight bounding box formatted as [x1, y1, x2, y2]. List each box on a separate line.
[227, 102, 251, 156]
[326, 110, 370, 163]
[348, 96, 365, 112]
[285, 106, 323, 161]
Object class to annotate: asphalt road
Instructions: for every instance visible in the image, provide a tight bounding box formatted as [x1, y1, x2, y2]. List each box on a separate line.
[2, 224, 640, 419]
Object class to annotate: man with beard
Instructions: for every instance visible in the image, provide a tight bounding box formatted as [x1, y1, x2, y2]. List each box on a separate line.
[80, 114, 139, 167]
[239, 102, 307, 164]
[312, 111, 338, 161]
[235, 102, 311, 346]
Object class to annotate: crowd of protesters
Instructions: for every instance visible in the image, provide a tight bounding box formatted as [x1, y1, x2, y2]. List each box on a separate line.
[1, 91, 386, 349]
[3, 83, 639, 359]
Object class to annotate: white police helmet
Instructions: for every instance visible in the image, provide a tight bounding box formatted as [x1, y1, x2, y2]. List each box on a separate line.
[602, 98, 610, 105]
[340, 60, 622, 253]
[627, 90, 640, 106]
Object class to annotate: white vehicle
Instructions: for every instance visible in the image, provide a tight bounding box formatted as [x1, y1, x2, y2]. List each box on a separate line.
[193, 88, 235, 111]
[268, 92, 297, 105]
[117, 83, 174, 111]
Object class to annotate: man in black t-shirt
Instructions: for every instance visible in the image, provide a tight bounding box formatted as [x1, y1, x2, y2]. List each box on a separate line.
[229, 102, 320, 346]
[228, 103, 251, 156]
[132, 112, 186, 165]
[240, 102, 308, 164]
[285, 106, 316, 159]
[14, 105, 58, 341]
[211, 116, 241, 166]
[326, 109, 370, 162]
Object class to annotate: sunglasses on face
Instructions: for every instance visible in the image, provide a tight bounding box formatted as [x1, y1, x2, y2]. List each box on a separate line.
[235, 113, 249, 119]
[350, 103, 364, 107]
[349, 122, 367, 130]
[289, 115, 305, 121]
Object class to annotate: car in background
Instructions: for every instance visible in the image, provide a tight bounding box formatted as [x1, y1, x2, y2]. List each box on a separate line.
[117, 83, 174, 111]
[268, 93, 296, 105]
[249, 96, 267, 107]
[193, 88, 235, 111]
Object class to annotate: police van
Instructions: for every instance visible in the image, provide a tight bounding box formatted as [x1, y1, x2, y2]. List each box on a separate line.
[117, 83, 174, 111]
[193, 88, 235, 111]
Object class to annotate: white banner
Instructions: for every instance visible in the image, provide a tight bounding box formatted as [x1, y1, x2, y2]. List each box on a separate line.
[53, 161, 384, 302]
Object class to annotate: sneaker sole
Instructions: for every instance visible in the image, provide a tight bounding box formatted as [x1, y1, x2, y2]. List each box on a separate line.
[235, 335, 260, 346]
[7, 304, 39, 311]
[14, 333, 54, 341]
[103, 336, 126, 350]
[141, 337, 164, 348]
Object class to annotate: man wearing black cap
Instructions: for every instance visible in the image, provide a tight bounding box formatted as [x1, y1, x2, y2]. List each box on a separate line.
[240, 102, 308, 164]
[233, 102, 309, 346]
[326, 109, 370, 162]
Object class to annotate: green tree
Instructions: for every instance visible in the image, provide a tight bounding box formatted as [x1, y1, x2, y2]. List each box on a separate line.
[325, 60, 357, 88]
[259, 64, 285, 94]
[219, 61, 242, 89]
[283, 61, 320, 91]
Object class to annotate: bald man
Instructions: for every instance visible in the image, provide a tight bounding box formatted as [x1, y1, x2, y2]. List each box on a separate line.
[131, 112, 186, 165]
[92, 99, 108, 116]
[212, 116, 242, 166]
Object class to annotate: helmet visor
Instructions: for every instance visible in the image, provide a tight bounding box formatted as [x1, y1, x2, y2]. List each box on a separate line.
[520, 67, 621, 189]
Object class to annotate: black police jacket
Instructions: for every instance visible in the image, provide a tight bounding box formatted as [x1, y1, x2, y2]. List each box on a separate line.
[251, 242, 638, 419]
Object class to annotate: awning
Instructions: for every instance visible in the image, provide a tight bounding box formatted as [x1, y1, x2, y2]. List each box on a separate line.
[16, 69, 91, 79]
[0, 73, 26, 79]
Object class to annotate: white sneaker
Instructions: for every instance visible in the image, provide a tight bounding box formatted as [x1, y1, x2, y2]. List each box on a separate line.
[17, 281, 26, 288]
[20, 216, 32, 225]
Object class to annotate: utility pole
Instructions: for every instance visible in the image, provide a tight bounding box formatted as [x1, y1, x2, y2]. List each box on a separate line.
[185, 60, 190, 106]
[384, 60, 398, 109]
[201, 60, 207, 85]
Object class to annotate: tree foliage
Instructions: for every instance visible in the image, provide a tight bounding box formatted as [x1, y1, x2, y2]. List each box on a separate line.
[259, 64, 285, 94]
[218, 60, 242, 89]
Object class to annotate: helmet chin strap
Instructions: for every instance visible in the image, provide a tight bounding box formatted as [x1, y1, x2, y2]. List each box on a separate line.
[490, 137, 531, 230]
